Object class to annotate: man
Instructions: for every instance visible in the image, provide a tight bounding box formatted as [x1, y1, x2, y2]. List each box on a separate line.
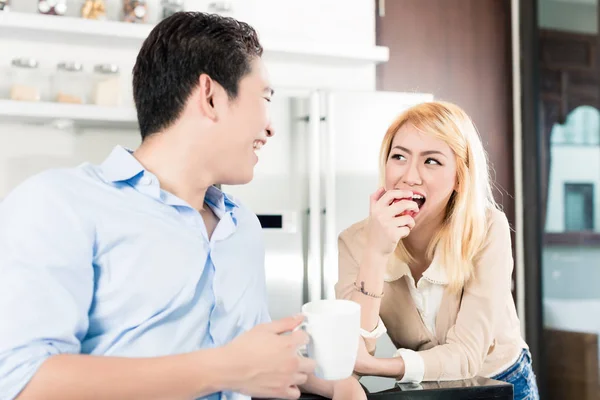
[0, 12, 363, 400]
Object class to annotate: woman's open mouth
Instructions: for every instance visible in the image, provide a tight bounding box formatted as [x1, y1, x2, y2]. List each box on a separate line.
[412, 193, 426, 208]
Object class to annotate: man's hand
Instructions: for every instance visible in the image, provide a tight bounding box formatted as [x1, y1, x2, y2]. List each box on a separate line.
[224, 315, 317, 399]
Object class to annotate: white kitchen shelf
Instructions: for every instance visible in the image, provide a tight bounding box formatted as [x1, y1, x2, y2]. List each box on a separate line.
[0, 99, 138, 129]
[0, 12, 389, 65]
[0, 11, 152, 46]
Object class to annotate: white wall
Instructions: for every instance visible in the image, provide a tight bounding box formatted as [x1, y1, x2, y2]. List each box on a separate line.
[0, 0, 377, 198]
[538, 0, 598, 33]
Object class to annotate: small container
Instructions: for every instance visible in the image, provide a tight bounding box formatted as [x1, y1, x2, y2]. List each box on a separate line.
[92, 64, 121, 107]
[0, 66, 9, 99]
[122, 0, 147, 23]
[9, 58, 43, 102]
[53, 62, 88, 104]
[81, 0, 106, 19]
[0, 0, 10, 12]
[161, 0, 183, 20]
[38, 0, 67, 15]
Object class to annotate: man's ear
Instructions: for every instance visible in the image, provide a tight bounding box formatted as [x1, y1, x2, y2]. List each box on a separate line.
[197, 73, 219, 122]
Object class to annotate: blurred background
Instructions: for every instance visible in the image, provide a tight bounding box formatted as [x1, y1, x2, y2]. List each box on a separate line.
[0, 1, 598, 398]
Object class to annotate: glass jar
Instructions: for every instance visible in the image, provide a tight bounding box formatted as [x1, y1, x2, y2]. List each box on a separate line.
[161, 0, 183, 20]
[91, 64, 121, 107]
[9, 58, 43, 102]
[53, 62, 88, 104]
[0, 66, 9, 99]
[81, 0, 106, 20]
[38, 0, 67, 15]
[0, 0, 10, 12]
[122, 0, 147, 23]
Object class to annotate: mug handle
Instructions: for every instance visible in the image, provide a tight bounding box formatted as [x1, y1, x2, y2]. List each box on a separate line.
[293, 319, 310, 357]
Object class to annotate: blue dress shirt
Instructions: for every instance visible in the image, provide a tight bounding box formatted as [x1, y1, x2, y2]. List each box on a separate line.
[0, 145, 270, 400]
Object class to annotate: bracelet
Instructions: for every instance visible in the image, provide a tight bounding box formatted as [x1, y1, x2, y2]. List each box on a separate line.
[353, 281, 384, 298]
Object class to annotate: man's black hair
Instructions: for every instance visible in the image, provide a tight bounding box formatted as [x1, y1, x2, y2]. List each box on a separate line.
[132, 12, 263, 139]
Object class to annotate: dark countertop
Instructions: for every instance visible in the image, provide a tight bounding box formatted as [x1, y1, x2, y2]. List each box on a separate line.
[272, 377, 512, 400]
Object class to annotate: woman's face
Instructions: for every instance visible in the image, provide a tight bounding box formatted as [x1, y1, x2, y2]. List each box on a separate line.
[385, 123, 458, 226]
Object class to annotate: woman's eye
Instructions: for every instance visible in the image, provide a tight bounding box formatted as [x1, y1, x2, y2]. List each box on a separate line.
[390, 154, 406, 161]
[425, 158, 441, 166]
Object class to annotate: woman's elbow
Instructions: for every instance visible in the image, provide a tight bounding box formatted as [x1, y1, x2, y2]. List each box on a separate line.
[461, 350, 485, 379]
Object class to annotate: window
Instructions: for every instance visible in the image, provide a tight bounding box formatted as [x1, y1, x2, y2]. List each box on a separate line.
[551, 106, 600, 146]
[564, 183, 594, 231]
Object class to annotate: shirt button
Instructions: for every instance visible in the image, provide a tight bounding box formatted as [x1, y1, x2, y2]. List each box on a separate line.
[140, 176, 152, 185]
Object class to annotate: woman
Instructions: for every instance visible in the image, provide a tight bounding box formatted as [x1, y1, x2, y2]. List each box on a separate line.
[335, 101, 539, 399]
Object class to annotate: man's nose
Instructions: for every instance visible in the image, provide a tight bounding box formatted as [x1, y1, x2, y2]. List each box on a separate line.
[265, 121, 274, 137]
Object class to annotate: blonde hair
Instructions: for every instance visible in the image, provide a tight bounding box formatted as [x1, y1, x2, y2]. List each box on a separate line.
[378, 101, 498, 292]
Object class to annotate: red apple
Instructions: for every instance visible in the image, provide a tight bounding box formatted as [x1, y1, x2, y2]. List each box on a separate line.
[392, 197, 418, 218]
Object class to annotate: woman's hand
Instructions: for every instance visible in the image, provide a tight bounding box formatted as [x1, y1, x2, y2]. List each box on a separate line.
[366, 187, 418, 257]
[332, 377, 367, 400]
[353, 338, 407, 379]
[353, 338, 376, 376]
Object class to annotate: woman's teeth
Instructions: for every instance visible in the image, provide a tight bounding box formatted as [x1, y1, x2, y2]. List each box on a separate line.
[412, 194, 426, 207]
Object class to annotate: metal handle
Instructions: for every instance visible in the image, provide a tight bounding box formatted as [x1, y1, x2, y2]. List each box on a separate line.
[322, 92, 337, 300]
[307, 91, 322, 302]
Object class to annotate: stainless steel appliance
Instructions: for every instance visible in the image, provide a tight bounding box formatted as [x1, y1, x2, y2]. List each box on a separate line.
[222, 89, 433, 321]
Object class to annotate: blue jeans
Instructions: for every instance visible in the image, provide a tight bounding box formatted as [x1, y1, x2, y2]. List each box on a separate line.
[492, 349, 540, 400]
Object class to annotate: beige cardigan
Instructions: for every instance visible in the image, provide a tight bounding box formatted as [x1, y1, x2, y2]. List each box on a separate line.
[335, 208, 527, 381]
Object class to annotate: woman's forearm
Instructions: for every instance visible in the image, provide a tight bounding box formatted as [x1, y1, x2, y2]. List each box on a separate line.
[362, 355, 405, 379]
[350, 251, 389, 332]
[299, 374, 335, 398]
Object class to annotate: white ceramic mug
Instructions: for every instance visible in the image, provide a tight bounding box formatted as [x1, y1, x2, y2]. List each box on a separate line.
[298, 299, 361, 381]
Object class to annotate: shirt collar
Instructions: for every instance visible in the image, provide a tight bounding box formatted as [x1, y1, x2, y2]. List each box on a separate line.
[204, 185, 240, 226]
[205, 185, 239, 213]
[100, 146, 240, 219]
[100, 145, 145, 183]
[384, 247, 449, 285]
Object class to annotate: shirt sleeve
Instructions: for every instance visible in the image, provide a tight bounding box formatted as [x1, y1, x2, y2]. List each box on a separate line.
[0, 171, 95, 399]
[394, 348, 425, 383]
[360, 317, 387, 339]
